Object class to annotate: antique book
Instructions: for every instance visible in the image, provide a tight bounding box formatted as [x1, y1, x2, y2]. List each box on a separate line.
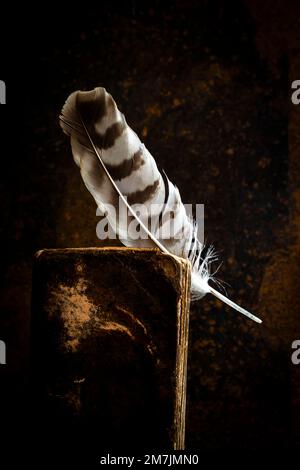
[31, 247, 191, 451]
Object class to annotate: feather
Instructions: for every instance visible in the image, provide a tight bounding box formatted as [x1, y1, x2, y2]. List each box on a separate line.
[60, 87, 262, 324]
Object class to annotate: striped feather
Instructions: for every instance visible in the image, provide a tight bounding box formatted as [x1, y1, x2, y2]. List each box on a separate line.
[60, 87, 262, 323]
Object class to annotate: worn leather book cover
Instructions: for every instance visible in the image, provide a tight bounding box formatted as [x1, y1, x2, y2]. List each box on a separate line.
[31, 248, 191, 451]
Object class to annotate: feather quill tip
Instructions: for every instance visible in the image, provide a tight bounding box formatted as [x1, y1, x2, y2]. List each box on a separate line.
[208, 285, 262, 323]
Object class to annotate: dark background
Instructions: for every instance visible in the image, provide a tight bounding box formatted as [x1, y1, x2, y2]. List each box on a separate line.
[0, 0, 300, 452]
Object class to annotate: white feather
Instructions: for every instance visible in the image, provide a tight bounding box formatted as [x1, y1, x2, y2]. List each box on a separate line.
[60, 87, 262, 324]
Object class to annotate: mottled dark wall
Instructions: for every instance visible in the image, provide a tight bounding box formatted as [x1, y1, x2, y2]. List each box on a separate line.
[0, 0, 300, 450]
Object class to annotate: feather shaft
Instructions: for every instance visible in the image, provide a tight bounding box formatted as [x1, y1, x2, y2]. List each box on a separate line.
[208, 285, 262, 323]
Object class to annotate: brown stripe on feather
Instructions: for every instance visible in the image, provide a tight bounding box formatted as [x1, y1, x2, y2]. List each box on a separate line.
[106, 148, 145, 180]
[77, 88, 107, 125]
[127, 179, 160, 205]
[94, 119, 126, 150]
